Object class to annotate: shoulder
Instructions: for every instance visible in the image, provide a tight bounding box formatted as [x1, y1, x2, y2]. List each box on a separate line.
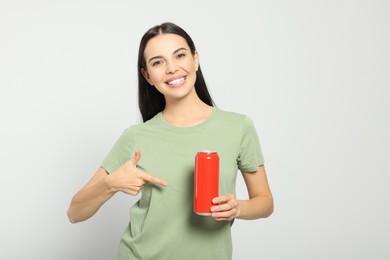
[214, 108, 254, 126]
[121, 112, 161, 134]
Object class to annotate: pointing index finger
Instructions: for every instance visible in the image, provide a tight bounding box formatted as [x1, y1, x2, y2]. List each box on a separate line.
[139, 172, 168, 187]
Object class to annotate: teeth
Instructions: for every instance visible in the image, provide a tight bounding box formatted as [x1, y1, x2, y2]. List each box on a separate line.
[168, 77, 185, 85]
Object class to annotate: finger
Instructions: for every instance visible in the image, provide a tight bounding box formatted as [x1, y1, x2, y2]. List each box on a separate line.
[134, 178, 146, 187]
[228, 199, 238, 209]
[214, 216, 234, 221]
[212, 210, 236, 221]
[133, 184, 144, 192]
[212, 194, 234, 204]
[211, 203, 232, 213]
[139, 172, 168, 187]
[123, 189, 141, 196]
[212, 212, 231, 220]
[130, 149, 141, 165]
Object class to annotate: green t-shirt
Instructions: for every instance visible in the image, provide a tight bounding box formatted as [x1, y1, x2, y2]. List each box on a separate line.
[101, 107, 264, 260]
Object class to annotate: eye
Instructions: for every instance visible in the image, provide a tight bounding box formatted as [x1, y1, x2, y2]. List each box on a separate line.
[152, 60, 163, 67]
[176, 53, 186, 59]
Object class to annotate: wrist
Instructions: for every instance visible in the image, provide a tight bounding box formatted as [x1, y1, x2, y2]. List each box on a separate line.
[105, 173, 118, 193]
[236, 200, 242, 219]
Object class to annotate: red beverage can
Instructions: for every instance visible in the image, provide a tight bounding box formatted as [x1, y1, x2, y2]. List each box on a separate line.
[194, 150, 219, 215]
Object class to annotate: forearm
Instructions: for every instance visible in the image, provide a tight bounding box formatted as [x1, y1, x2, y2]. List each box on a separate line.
[236, 194, 274, 220]
[67, 177, 116, 223]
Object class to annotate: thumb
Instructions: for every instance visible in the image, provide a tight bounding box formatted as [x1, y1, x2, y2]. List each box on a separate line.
[130, 149, 141, 165]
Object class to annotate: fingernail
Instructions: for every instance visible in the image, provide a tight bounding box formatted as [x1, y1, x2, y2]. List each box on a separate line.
[212, 198, 217, 203]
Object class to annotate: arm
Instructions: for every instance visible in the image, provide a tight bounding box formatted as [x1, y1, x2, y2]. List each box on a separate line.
[236, 165, 274, 219]
[211, 165, 273, 221]
[67, 150, 168, 223]
[67, 167, 116, 223]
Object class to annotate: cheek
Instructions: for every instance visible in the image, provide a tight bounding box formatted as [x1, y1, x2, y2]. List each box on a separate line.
[181, 60, 197, 72]
[148, 70, 165, 84]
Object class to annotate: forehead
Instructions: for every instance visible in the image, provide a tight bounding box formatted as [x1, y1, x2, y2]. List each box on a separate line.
[144, 33, 189, 58]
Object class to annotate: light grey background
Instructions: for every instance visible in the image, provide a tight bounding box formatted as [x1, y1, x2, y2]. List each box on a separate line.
[1, 0, 389, 259]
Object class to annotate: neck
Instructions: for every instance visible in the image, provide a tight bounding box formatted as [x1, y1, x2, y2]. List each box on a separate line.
[162, 92, 213, 127]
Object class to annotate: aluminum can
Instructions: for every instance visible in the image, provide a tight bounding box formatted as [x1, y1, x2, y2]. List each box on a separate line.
[194, 150, 219, 215]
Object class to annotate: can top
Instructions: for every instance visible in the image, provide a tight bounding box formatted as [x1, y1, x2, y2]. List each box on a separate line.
[197, 150, 217, 154]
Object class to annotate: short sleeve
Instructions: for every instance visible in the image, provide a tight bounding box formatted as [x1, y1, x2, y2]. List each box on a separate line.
[101, 127, 136, 174]
[237, 116, 264, 172]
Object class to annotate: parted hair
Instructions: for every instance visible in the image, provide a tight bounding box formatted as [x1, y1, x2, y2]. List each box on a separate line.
[137, 22, 214, 122]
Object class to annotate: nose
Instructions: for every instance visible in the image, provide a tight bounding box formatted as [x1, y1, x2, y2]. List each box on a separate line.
[165, 59, 178, 74]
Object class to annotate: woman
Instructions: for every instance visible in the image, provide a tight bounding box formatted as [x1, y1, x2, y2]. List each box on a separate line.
[67, 22, 273, 260]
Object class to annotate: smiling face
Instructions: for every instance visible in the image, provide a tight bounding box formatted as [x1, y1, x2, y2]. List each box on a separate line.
[141, 33, 199, 102]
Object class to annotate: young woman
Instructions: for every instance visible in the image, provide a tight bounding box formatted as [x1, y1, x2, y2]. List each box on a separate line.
[67, 22, 273, 260]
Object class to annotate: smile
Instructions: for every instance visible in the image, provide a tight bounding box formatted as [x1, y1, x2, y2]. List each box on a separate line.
[166, 76, 186, 86]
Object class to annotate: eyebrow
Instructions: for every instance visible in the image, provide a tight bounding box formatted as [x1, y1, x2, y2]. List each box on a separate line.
[148, 47, 188, 63]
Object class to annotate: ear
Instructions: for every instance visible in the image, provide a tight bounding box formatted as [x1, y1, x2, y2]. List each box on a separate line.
[193, 51, 199, 71]
[141, 68, 153, 86]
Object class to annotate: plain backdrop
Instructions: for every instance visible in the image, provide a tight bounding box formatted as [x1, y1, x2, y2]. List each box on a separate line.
[1, 0, 389, 259]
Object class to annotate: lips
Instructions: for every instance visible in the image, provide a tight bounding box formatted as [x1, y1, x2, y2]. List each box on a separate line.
[166, 76, 186, 87]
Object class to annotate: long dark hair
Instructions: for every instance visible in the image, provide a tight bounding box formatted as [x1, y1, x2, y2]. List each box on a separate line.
[137, 22, 215, 122]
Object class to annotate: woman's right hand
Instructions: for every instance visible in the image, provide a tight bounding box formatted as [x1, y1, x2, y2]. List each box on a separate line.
[68, 149, 167, 223]
[107, 149, 168, 196]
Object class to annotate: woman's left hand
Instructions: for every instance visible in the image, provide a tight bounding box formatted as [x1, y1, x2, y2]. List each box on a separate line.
[210, 194, 239, 221]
